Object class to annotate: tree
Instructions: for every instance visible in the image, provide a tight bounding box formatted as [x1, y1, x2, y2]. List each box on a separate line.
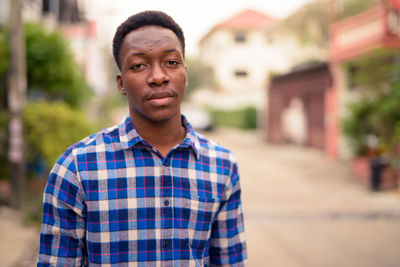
[0, 22, 93, 183]
[337, 0, 377, 21]
[342, 48, 400, 163]
[0, 23, 92, 108]
[185, 57, 216, 98]
[25, 23, 91, 107]
[24, 101, 94, 171]
[0, 30, 8, 110]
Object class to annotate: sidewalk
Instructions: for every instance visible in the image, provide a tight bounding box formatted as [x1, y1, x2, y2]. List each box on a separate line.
[204, 128, 400, 267]
[2, 127, 399, 266]
[0, 207, 39, 267]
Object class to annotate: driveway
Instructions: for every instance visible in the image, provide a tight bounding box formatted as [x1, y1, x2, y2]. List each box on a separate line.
[204, 128, 400, 267]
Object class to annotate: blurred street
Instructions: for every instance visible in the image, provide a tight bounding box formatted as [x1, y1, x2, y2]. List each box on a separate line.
[1, 0, 400, 266]
[2, 128, 400, 266]
[205, 128, 400, 267]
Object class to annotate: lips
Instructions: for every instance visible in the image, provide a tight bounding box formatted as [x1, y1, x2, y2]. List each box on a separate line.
[146, 90, 176, 107]
[147, 90, 175, 100]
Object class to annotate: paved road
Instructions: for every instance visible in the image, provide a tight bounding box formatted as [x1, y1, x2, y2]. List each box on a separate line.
[0, 207, 39, 267]
[204, 128, 400, 267]
[3, 128, 400, 266]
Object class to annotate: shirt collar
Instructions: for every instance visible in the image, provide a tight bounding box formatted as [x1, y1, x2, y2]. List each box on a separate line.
[119, 115, 200, 159]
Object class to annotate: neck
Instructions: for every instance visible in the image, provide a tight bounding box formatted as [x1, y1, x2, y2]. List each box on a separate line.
[130, 113, 186, 158]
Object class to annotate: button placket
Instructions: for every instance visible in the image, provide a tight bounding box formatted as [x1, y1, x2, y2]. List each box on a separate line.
[163, 240, 170, 248]
[164, 199, 170, 206]
[161, 157, 173, 260]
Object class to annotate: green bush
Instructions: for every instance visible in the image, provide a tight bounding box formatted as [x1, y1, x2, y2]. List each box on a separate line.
[25, 23, 92, 107]
[0, 30, 9, 109]
[342, 98, 376, 156]
[210, 106, 257, 129]
[0, 22, 95, 179]
[0, 111, 9, 179]
[0, 23, 92, 108]
[23, 101, 95, 170]
[342, 48, 400, 160]
[185, 58, 217, 98]
[337, 0, 376, 21]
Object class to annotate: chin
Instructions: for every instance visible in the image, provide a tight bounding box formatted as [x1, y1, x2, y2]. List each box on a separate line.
[133, 108, 181, 124]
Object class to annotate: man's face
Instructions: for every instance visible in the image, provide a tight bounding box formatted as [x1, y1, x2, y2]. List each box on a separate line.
[116, 26, 187, 124]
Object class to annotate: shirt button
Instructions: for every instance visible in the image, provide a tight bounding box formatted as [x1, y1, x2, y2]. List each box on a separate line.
[163, 161, 170, 166]
[164, 240, 170, 248]
[164, 199, 170, 206]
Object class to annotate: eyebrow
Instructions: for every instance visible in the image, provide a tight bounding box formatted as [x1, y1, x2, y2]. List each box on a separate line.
[129, 52, 145, 57]
[128, 48, 180, 58]
[163, 49, 179, 54]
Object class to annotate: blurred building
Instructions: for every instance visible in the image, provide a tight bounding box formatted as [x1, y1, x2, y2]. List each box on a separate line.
[0, 0, 84, 28]
[266, 0, 331, 151]
[268, 62, 331, 150]
[197, 9, 279, 111]
[0, 0, 107, 95]
[329, 0, 400, 189]
[330, 0, 400, 159]
[267, 0, 400, 171]
[197, 7, 329, 130]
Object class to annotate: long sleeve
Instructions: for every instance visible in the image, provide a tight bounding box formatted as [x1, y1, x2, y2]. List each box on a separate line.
[37, 149, 87, 267]
[209, 161, 247, 266]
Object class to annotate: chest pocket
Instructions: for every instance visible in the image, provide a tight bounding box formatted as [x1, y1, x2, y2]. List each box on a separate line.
[183, 196, 220, 253]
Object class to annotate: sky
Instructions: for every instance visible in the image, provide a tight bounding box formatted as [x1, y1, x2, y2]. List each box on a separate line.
[83, 0, 315, 56]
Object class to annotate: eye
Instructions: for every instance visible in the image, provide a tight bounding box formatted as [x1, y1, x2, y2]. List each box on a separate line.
[165, 60, 180, 67]
[129, 64, 145, 71]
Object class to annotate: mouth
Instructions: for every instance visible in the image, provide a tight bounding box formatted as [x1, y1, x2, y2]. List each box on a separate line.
[146, 90, 176, 107]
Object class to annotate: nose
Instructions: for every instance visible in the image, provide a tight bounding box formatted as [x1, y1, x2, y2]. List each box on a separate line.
[147, 63, 169, 87]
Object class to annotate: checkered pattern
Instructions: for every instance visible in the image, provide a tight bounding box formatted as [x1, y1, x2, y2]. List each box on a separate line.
[37, 116, 247, 266]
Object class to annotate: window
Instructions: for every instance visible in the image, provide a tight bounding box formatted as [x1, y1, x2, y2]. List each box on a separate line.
[234, 32, 246, 43]
[42, 0, 50, 14]
[347, 65, 358, 90]
[388, 10, 400, 36]
[234, 70, 248, 78]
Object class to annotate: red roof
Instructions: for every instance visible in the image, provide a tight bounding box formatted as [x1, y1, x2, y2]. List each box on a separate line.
[387, 0, 400, 10]
[216, 9, 277, 30]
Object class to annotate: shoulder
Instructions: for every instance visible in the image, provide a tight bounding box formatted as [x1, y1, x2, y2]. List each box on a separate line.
[57, 123, 121, 165]
[193, 131, 242, 196]
[195, 131, 232, 152]
[194, 131, 238, 166]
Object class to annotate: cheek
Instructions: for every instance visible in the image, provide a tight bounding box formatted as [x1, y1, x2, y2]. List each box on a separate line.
[180, 72, 188, 89]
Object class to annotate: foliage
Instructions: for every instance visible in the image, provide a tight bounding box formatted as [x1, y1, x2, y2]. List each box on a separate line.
[344, 48, 398, 94]
[337, 0, 377, 21]
[342, 98, 377, 156]
[278, 0, 330, 47]
[25, 23, 91, 106]
[0, 23, 92, 108]
[23, 101, 95, 171]
[0, 30, 7, 77]
[210, 106, 257, 129]
[0, 29, 8, 109]
[0, 111, 9, 179]
[185, 58, 216, 97]
[0, 23, 94, 179]
[376, 82, 400, 155]
[342, 48, 400, 161]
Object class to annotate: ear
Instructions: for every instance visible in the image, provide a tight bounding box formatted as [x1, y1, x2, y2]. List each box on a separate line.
[116, 73, 126, 95]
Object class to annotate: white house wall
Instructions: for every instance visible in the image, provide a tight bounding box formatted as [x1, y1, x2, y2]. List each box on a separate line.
[199, 26, 327, 109]
[200, 29, 289, 108]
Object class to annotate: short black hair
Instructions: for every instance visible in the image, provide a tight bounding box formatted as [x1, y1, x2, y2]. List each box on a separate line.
[112, 10, 185, 70]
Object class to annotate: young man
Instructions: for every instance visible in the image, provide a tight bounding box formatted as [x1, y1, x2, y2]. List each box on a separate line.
[38, 11, 247, 266]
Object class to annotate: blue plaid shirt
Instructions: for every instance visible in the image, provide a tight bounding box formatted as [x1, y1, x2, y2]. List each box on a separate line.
[38, 116, 247, 266]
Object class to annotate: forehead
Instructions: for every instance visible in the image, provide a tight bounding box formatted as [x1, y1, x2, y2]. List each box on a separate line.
[121, 26, 182, 54]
